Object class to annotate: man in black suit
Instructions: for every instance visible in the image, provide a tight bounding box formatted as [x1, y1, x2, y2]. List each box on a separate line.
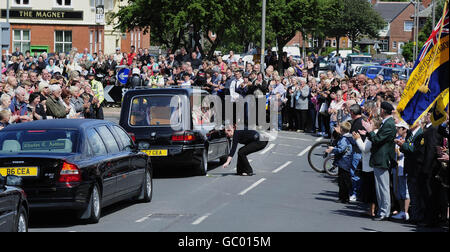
[420, 112, 445, 227]
[105, 54, 118, 72]
[395, 120, 424, 223]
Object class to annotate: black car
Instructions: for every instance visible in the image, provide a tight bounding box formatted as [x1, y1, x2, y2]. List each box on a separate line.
[0, 119, 152, 224]
[0, 175, 29, 232]
[120, 88, 230, 175]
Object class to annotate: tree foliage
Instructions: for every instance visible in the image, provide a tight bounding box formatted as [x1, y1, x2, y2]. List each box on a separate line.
[112, 0, 386, 62]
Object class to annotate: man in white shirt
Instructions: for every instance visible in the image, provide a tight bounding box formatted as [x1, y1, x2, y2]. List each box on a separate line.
[230, 71, 243, 103]
[113, 48, 123, 64]
[335, 58, 346, 78]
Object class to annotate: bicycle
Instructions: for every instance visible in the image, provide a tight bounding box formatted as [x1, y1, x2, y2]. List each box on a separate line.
[323, 155, 338, 176]
[307, 139, 334, 174]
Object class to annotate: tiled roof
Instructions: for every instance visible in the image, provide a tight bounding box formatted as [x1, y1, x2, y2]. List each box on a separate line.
[373, 2, 412, 23]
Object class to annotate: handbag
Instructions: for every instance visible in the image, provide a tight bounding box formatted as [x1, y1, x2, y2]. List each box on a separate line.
[319, 102, 328, 115]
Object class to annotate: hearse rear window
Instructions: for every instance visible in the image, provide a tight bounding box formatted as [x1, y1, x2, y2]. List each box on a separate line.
[129, 95, 182, 127]
[0, 130, 79, 154]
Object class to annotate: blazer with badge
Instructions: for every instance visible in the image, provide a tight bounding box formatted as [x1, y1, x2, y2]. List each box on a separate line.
[368, 117, 397, 170]
[400, 127, 424, 177]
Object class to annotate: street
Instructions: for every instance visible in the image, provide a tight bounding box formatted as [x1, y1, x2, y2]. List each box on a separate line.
[27, 109, 421, 232]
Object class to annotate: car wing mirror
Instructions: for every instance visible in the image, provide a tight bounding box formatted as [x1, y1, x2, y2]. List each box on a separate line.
[6, 175, 23, 187]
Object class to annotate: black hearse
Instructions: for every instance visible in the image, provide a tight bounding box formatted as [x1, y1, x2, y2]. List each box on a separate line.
[120, 88, 229, 175]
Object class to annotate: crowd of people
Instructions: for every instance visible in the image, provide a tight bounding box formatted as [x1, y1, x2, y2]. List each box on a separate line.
[1, 45, 448, 229]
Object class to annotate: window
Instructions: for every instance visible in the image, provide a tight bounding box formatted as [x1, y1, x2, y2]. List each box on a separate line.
[192, 94, 216, 127]
[404, 21, 414, 32]
[55, 30, 72, 53]
[393, 41, 397, 49]
[0, 130, 79, 154]
[130, 30, 135, 49]
[13, 30, 30, 53]
[129, 95, 182, 127]
[112, 126, 134, 151]
[86, 129, 107, 156]
[90, 0, 104, 9]
[89, 29, 103, 54]
[89, 31, 93, 53]
[104, 0, 114, 11]
[97, 126, 120, 153]
[380, 39, 389, 52]
[55, 0, 72, 8]
[13, 0, 30, 6]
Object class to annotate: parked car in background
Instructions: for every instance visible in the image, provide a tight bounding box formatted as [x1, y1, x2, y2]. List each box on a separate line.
[0, 119, 153, 224]
[318, 56, 329, 71]
[328, 50, 353, 59]
[365, 65, 384, 79]
[346, 54, 373, 76]
[382, 62, 403, 68]
[355, 63, 380, 77]
[0, 175, 29, 232]
[120, 88, 230, 176]
[378, 67, 405, 81]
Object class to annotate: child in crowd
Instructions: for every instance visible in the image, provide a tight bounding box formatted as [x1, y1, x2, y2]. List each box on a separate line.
[326, 121, 354, 203]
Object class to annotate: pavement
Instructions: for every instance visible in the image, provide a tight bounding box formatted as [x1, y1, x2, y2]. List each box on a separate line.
[28, 108, 445, 232]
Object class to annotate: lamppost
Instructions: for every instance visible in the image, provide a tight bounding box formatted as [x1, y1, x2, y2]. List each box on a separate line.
[260, 0, 266, 73]
[412, 0, 420, 60]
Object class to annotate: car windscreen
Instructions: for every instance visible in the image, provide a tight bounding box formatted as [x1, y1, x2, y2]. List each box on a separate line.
[367, 67, 381, 75]
[0, 130, 79, 154]
[383, 68, 402, 77]
[129, 95, 182, 127]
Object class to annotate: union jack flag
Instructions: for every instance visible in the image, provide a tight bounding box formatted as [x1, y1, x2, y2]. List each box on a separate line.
[417, 7, 449, 62]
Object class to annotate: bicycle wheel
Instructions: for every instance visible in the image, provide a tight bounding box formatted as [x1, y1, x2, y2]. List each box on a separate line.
[324, 156, 338, 176]
[307, 140, 331, 173]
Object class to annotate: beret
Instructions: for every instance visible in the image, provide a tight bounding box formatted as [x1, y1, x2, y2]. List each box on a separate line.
[380, 101, 394, 112]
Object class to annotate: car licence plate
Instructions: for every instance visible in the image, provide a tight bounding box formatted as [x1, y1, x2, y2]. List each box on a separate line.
[0, 167, 39, 177]
[142, 150, 168, 156]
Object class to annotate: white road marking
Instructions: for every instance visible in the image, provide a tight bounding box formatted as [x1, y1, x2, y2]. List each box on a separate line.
[298, 146, 312, 156]
[278, 143, 305, 148]
[260, 144, 275, 154]
[272, 161, 292, 174]
[136, 214, 153, 223]
[239, 178, 267, 196]
[192, 214, 211, 225]
[316, 137, 324, 142]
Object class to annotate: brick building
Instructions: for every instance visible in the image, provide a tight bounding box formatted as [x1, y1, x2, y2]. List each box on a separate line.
[372, 0, 425, 53]
[1, 0, 149, 56]
[104, 0, 151, 55]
